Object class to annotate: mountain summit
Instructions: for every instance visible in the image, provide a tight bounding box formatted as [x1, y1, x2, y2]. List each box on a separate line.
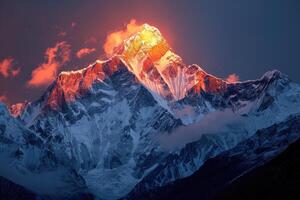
[35, 24, 227, 112]
[117, 24, 199, 100]
[116, 23, 226, 101]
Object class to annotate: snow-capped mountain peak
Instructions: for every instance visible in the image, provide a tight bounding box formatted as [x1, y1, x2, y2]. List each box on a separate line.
[113, 23, 216, 101]
[3, 23, 300, 200]
[15, 23, 232, 114]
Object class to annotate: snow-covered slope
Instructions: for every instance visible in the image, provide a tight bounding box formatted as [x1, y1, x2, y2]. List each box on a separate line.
[11, 54, 300, 200]
[124, 70, 300, 195]
[0, 103, 92, 199]
[125, 114, 300, 200]
[14, 57, 181, 199]
[3, 23, 300, 200]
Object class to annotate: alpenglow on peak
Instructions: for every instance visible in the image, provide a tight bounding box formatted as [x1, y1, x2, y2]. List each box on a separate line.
[113, 23, 205, 101]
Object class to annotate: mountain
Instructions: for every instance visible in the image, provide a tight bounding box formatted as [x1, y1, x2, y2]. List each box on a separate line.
[14, 56, 183, 199]
[0, 103, 93, 199]
[124, 114, 300, 200]
[123, 69, 300, 197]
[1, 23, 300, 200]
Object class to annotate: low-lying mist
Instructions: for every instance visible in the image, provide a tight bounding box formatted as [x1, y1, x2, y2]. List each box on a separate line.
[155, 109, 246, 150]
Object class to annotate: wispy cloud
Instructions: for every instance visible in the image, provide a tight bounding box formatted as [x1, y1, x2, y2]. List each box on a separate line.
[156, 109, 244, 150]
[226, 74, 240, 83]
[103, 19, 142, 55]
[76, 48, 96, 58]
[0, 58, 21, 78]
[27, 41, 71, 87]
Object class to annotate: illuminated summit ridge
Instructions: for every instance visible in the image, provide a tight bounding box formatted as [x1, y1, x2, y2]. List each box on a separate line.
[118, 23, 204, 100]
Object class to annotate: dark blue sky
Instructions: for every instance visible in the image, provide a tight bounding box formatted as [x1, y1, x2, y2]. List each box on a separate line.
[1, 0, 300, 104]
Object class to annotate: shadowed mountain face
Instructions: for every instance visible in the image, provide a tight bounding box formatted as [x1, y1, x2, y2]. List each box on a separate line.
[0, 176, 36, 200]
[124, 115, 300, 200]
[1, 24, 300, 200]
[216, 138, 300, 200]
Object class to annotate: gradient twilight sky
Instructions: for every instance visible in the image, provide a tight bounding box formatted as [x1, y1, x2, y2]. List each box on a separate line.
[1, 0, 300, 104]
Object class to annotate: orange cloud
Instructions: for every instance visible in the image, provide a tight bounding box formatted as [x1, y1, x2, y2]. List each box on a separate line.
[28, 41, 71, 87]
[0, 58, 21, 78]
[103, 19, 143, 55]
[226, 74, 240, 83]
[76, 48, 96, 58]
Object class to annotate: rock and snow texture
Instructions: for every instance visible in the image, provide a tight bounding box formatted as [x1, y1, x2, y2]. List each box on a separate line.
[2, 24, 300, 199]
[125, 115, 300, 200]
[8, 56, 300, 200]
[0, 103, 91, 199]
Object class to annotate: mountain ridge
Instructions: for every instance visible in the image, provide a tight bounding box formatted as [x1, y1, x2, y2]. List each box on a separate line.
[1, 23, 300, 200]
[124, 114, 300, 199]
